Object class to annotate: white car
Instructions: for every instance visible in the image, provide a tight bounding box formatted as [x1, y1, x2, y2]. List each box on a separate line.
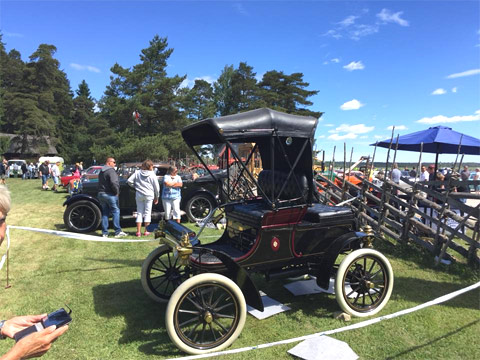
[7, 159, 27, 177]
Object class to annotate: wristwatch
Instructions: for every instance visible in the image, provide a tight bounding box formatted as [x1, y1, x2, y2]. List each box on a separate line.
[0, 320, 6, 339]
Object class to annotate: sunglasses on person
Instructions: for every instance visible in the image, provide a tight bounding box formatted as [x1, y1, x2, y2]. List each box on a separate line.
[0, 215, 7, 226]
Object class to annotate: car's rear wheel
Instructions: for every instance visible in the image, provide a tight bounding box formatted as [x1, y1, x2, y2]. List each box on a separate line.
[185, 194, 215, 223]
[64, 200, 102, 233]
[141, 245, 189, 303]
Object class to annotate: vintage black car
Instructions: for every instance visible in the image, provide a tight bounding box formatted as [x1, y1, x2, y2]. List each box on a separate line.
[141, 108, 394, 355]
[62, 167, 225, 233]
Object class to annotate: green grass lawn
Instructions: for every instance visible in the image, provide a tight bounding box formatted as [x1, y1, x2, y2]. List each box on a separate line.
[1, 178, 479, 359]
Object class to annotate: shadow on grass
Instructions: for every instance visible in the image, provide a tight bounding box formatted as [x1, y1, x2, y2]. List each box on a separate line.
[392, 276, 480, 311]
[386, 319, 479, 359]
[92, 278, 180, 357]
[375, 238, 479, 281]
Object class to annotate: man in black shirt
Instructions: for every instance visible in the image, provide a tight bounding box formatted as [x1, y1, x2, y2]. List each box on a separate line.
[38, 160, 50, 190]
[97, 157, 126, 238]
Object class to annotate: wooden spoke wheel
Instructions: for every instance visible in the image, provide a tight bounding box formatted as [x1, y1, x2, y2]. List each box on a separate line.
[335, 248, 394, 317]
[166, 273, 246, 355]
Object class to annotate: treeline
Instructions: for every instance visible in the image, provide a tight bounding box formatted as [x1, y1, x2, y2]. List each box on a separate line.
[0, 34, 321, 165]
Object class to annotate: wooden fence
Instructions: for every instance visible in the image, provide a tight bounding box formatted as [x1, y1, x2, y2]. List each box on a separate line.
[316, 174, 480, 267]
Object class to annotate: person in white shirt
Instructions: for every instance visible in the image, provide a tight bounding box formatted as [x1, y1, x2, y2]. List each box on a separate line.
[50, 161, 61, 192]
[419, 165, 429, 182]
[127, 160, 160, 237]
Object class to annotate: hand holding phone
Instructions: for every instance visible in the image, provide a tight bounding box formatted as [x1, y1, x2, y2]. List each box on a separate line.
[14, 306, 72, 342]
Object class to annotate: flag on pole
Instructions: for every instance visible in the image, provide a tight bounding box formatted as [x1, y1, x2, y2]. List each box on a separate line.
[132, 110, 142, 126]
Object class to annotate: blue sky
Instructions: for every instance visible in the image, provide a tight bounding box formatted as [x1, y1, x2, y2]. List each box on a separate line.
[1, 0, 479, 164]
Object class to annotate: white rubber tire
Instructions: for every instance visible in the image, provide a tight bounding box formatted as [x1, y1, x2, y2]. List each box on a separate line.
[166, 273, 246, 355]
[335, 248, 394, 317]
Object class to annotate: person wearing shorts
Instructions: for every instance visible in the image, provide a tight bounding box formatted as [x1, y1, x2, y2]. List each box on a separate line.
[51, 161, 61, 192]
[162, 166, 183, 223]
[127, 159, 160, 237]
[38, 160, 50, 190]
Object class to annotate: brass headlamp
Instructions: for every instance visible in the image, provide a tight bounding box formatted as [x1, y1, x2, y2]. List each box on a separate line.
[176, 232, 193, 266]
[361, 224, 374, 248]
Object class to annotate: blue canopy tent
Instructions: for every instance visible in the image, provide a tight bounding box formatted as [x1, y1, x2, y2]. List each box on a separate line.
[373, 126, 480, 172]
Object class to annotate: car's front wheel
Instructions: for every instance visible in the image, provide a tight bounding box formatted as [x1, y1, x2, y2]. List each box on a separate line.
[166, 273, 246, 354]
[185, 194, 215, 223]
[335, 248, 394, 317]
[64, 200, 102, 233]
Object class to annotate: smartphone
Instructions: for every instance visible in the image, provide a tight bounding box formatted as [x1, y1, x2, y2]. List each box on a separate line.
[42, 307, 72, 328]
[14, 306, 72, 342]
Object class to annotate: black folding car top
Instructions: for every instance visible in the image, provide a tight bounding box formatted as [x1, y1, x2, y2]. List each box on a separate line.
[141, 108, 394, 355]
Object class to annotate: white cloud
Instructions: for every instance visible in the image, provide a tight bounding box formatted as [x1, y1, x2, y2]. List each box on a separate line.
[452, 87, 457, 93]
[330, 123, 374, 135]
[328, 123, 374, 140]
[376, 9, 409, 27]
[233, 3, 249, 16]
[328, 133, 358, 140]
[343, 61, 365, 71]
[324, 124, 335, 127]
[323, 29, 342, 39]
[338, 15, 359, 27]
[350, 24, 379, 40]
[340, 99, 365, 110]
[4, 32, 23, 38]
[70, 63, 101, 73]
[431, 88, 446, 95]
[324, 9, 408, 41]
[374, 135, 385, 139]
[446, 69, 480, 79]
[360, 135, 368, 139]
[318, 135, 326, 139]
[323, 58, 340, 65]
[386, 125, 408, 130]
[180, 75, 216, 89]
[417, 110, 480, 124]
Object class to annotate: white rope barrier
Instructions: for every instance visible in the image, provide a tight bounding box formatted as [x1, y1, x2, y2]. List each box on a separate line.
[169, 281, 480, 360]
[7, 225, 158, 243]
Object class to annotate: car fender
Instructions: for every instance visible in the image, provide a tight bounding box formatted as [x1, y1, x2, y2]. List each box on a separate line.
[314, 231, 369, 290]
[63, 194, 101, 208]
[194, 247, 264, 312]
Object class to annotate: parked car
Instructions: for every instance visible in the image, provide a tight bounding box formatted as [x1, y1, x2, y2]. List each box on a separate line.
[7, 159, 27, 177]
[63, 169, 226, 233]
[60, 166, 81, 188]
[79, 165, 103, 182]
[141, 108, 394, 354]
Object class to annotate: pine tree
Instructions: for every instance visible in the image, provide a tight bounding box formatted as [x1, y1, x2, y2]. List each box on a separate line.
[259, 70, 321, 118]
[100, 35, 187, 138]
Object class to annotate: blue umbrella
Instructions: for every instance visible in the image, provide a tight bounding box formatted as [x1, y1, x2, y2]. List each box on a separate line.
[373, 126, 480, 155]
[373, 126, 480, 172]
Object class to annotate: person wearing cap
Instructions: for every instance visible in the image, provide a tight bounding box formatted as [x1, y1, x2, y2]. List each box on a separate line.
[0, 186, 69, 358]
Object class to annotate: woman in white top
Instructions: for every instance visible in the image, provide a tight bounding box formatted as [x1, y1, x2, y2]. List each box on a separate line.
[127, 159, 160, 237]
[162, 166, 183, 223]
